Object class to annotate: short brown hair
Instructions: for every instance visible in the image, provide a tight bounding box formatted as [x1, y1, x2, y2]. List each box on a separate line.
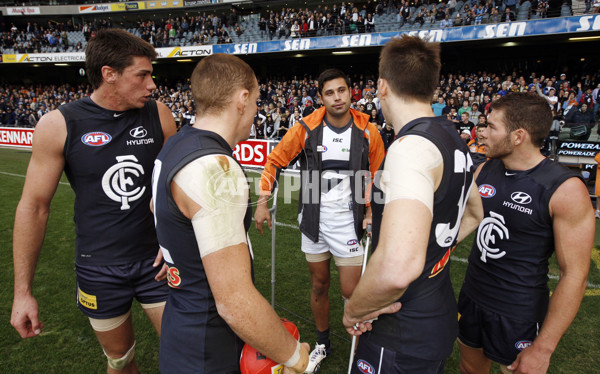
[191, 54, 256, 115]
[489, 93, 552, 147]
[379, 35, 441, 103]
[85, 28, 157, 90]
[317, 68, 351, 96]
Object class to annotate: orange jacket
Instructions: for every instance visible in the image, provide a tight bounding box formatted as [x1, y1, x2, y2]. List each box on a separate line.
[468, 139, 486, 154]
[259, 106, 385, 242]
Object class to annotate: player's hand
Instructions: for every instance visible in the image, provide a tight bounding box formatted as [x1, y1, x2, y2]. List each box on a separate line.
[11, 294, 43, 339]
[284, 342, 310, 374]
[362, 208, 372, 235]
[507, 343, 552, 374]
[153, 249, 168, 281]
[343, 302, 401, 336]
[254, 203, 272, 234]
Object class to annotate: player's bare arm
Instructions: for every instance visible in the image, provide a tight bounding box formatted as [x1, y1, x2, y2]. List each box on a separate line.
[255, 123, 306, 234]
[508, 177, 594, 374]
[456, 163, 485, 244]
[11, 109, 67, 338]
[344, 136, 443, 334]
[157, 101, 177, 144]
[254, 195, 272, 234]
[152, 101, 177, 281]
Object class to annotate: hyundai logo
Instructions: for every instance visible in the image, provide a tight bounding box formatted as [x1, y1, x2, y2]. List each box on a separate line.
[130, 126, 147, 139]
[510, 191, 532, 205]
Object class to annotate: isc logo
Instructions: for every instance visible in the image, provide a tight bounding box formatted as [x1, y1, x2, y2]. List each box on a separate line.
[479, 184, 496, 198]
[82, 131, 112, 146]
[357, 359, 374, 374]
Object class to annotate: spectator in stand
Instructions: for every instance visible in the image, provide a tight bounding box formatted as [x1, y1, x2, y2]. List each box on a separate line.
[458, 99, 472, 116]
[441, 13, 453, 27]
[351, 82, 362, 103]
[489, 7, 502, 22]
[370, 108, 384, 129]
[457, 112, 475, 136]
[302, 99, 316, 117]
[432, 96, 447, 116]
[468, 123, 487, 166]
[365, 13, 376, 32]
[379, 122, 395, 151]
[290, 20, 301, 38]
[565, 103, 595, 140]
[398, 1, 412, 26]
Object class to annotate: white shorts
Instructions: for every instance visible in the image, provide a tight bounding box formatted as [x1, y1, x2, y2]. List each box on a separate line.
[301, 210, 364, 260]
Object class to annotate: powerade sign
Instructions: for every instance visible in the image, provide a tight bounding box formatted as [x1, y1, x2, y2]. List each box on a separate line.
[212, 15, 600, 55]
[557, 141, 600, 157]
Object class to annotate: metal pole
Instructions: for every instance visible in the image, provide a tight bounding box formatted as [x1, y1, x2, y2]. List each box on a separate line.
[348, 227, 371, 374]
[269, 186, 279, 307]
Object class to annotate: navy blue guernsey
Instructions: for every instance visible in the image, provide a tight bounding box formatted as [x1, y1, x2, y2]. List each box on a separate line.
[369, 116, 474, 360]
[154, 126, 252, 374]
[59, 97, 163, 266]
[461, 158, 580, 321]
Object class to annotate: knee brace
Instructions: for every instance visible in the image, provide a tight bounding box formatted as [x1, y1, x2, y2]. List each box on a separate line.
[104, 341, 136, 370]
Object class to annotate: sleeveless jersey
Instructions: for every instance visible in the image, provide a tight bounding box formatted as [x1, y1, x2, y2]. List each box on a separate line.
[153, 126, 252, 374]
[59, 97, 163, 265]
[369, 116, 474, 360]
[461, 158, 580, 321]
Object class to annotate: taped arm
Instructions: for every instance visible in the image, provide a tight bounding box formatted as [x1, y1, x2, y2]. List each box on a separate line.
[171, 156, 308, 372]
[345, 136, 442, 321]
[173, 155, 248, 257]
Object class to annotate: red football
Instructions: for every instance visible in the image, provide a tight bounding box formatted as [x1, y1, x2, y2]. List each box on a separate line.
[240, 318, 300, 374]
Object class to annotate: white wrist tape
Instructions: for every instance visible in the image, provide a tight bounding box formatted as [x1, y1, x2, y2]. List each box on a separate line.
[282, 340, 301, 368]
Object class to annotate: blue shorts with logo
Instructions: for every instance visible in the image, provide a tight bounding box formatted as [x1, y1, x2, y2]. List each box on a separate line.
[458, 290, 540, 365]
[75, 257, 168, 319]
[351, 333, 446, 374]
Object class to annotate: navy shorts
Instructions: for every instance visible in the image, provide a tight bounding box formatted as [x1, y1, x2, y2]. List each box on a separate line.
[351, 334, 446, 374]
[75, 257, 168, 319]
[458, 291, 540, 365]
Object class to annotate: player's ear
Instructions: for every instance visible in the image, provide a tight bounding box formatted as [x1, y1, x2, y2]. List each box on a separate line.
[377, 78, 388, 99]
[101, 65, 117, 84]
[513, 128, 526, 146]
[237, 88, 250, 115]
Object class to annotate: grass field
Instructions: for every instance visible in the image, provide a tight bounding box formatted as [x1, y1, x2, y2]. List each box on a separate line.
[1, 146, 599, 373]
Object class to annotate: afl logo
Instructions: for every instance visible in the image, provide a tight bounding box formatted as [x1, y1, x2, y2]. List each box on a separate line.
[357, 360, 374, 374]
[479, 184, 496, 198]
[82, 132, 111, 146]
[510, 191, 532, 205]
[317, 145, 328, 152]
[129, 126, 148, 139]
[347, 239, 358, 246]
[515, 340, 532, 351]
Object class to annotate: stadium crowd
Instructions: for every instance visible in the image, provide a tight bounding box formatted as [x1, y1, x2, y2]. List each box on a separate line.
[2, 69, 599, 145]
[0, 0, 585, 53]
